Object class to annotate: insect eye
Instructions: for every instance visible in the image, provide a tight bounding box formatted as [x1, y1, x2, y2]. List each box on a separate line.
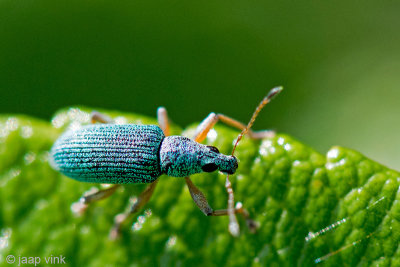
[206, 146, 219, 153]
[201, 163, 218, 172]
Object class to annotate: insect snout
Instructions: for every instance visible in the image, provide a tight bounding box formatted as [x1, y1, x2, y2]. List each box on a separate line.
[217, 155, 238, 175]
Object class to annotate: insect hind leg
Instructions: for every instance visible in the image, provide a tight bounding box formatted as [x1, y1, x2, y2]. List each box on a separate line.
[70, 111, 117, 215]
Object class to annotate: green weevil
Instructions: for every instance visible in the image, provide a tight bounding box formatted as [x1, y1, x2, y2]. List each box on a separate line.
[50, 87, 283, 239]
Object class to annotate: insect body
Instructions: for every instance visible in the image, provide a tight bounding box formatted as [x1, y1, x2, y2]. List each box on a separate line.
[50, 86, 282, 239]
[51, 124, 237, 184]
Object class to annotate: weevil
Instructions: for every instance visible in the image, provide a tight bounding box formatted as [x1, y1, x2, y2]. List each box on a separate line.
[50, 87, 283, 239]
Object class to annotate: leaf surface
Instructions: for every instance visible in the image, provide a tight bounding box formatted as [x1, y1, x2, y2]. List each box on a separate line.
[1, 108, 399, 266]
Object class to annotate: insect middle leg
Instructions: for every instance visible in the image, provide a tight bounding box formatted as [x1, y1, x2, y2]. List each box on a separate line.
[108, 107, 170, 239]
[109, 179, 159, 240]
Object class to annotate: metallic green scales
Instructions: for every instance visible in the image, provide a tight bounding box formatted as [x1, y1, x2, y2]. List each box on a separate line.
[51, 124, 164, 184]
[51, 124, 238, 184]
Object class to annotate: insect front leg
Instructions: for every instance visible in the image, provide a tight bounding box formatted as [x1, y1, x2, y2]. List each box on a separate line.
[109, 179, 159, 240]
[184, 177, 257, 236]
[194, 112, 275, 143]
[190, 113, 267, 236]
[207, 202, 258, 233]
[195, 87, 282, 143]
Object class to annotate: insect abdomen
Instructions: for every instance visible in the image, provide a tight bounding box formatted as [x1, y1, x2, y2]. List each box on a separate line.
[51, 124, 165, 184]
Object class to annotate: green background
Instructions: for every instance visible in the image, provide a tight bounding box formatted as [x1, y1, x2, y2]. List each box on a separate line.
[1, 0, 400, 171]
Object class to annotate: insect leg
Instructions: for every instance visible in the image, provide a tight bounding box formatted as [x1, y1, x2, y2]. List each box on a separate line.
[109, 179, 159, 240]
[184, 177, 257, 235]
[208, 202, 258, 233]
[71, 185, 121, 215]
[70, 111, 119, 215]
[90, 111, 114, 124]
[192, 114, 267, 236]
[194, 113, 274, 143]
[157, 107, 170, 136]
[107, 108, 167, 239]
[184, 177, 213, 215]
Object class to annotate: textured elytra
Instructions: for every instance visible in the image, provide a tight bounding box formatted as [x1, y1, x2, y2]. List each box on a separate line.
[50, 122, 238, 184]
[51, 124, 164, 184]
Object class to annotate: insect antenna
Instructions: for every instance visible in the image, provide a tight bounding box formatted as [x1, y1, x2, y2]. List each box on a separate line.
[226, 86, 283, 237]
[231, 86, 283, 155]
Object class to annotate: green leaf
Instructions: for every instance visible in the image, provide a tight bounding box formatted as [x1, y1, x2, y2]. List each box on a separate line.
[1, 108, 399, 266]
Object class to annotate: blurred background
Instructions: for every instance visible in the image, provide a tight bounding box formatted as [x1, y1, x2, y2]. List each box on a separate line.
[1, 0, 399, 169]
